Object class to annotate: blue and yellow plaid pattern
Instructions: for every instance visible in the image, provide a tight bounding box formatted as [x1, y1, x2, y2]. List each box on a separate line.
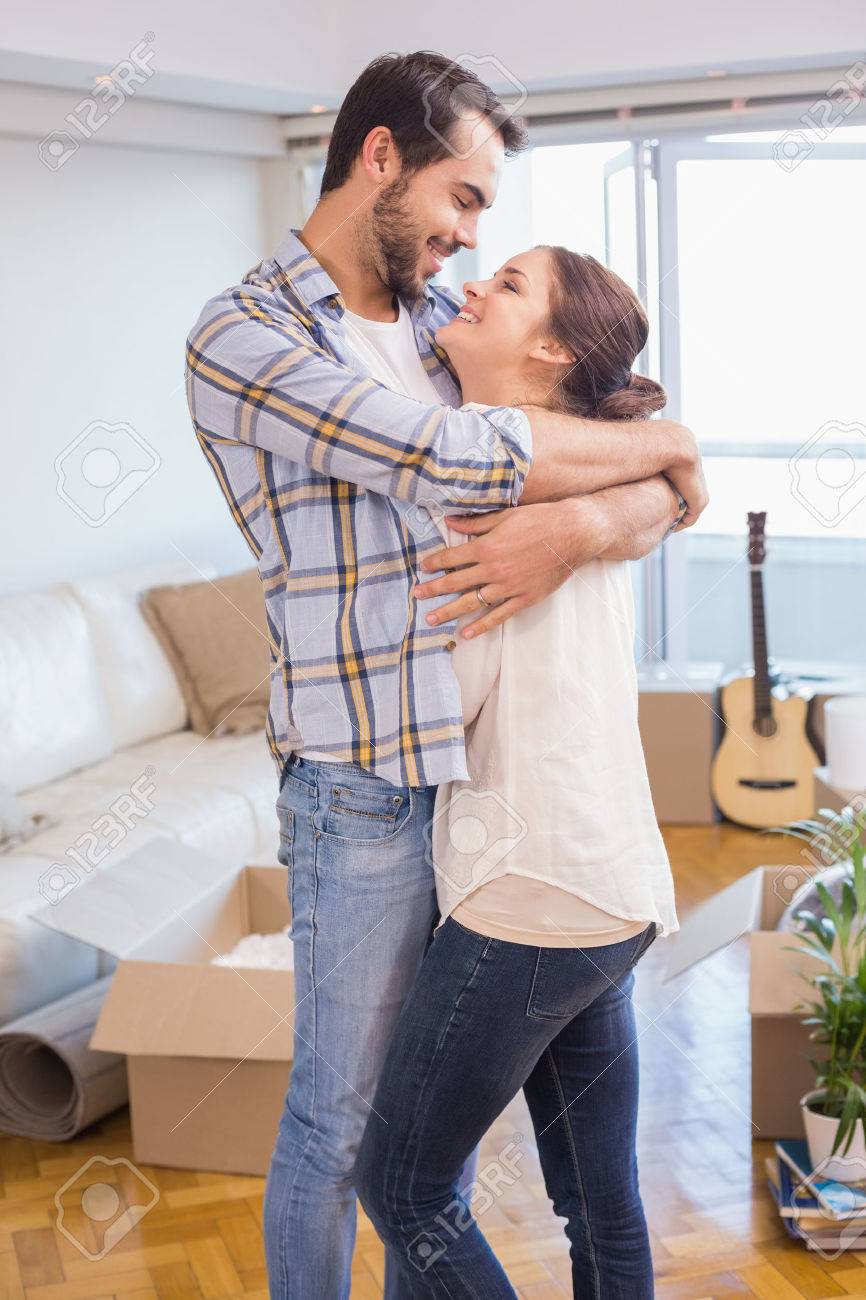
[185, 230, 532, 788]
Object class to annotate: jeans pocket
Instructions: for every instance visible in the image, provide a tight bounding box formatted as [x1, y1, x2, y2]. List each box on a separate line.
[319, 779, 413, 844]
[527, 945, 633, 1021]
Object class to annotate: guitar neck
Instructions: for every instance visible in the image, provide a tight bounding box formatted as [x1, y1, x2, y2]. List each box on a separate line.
[751, 566, 771, 717]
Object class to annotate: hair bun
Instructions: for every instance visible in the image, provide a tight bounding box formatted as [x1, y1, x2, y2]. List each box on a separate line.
[595, 373, 666, 421]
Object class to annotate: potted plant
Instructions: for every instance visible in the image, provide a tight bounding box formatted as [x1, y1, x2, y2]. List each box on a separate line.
[772, 802, 866, 1182]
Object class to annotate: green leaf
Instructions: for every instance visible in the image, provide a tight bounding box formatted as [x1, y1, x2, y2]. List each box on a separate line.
[832, 1085, 864, 1156]
[842, 881, 856, 930]
[816, 882, 844, 934]
[773, 809, 866, 1096]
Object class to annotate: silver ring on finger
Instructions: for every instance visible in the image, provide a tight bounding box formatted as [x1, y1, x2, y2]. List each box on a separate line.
[475, 587, 493, 608]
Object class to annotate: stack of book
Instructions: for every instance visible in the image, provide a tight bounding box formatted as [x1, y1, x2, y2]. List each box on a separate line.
[766, 1139, 866, 1253]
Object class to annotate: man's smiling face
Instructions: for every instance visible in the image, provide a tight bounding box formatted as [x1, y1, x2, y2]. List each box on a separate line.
[369, 113, 505, 301]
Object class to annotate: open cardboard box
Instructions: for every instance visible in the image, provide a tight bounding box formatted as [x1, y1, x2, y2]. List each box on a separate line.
[664, 865, 830, 1139]
[29, 839, 293, 1176]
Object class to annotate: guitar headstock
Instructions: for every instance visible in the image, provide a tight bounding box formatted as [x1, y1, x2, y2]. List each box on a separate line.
[747, 512, 767, 566]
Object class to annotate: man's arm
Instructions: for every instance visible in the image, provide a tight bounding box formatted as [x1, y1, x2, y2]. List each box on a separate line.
[186, 288, 532, 514]
[517, 406, 706, 527]
[186, 289, 704, 522]
[592, 473, 688, 560]
[415, 474, 689, 637]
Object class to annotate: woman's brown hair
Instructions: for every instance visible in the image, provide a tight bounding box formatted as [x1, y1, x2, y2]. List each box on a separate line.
[542, 246, 666, 421]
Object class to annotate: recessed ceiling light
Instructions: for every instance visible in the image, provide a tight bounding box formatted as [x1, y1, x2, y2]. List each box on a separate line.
[309, 104, 328, 113]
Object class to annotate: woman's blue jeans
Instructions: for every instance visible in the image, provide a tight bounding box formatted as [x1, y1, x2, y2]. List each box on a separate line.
[354, 914, 658, 1298]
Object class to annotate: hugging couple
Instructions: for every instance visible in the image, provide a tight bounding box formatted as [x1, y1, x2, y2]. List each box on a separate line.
[186, 49, 707, 1300]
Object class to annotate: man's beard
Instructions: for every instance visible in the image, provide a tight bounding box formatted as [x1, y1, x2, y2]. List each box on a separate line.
[370, 175, 428, 302]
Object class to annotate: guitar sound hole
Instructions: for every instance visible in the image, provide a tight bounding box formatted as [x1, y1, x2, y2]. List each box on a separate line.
[752, 716, 778, 738]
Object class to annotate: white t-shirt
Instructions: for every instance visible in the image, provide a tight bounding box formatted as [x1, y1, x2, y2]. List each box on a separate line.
[340, 300, 441, 401]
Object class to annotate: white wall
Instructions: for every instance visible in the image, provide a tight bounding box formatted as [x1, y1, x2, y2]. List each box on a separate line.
[0, 134, 281, 594]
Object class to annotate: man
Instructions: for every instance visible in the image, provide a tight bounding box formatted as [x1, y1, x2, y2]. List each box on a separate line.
[186, 50, 706, 1299]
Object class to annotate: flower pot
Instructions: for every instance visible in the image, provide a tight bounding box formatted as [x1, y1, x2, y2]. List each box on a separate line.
[801, 1089, 866, 1183]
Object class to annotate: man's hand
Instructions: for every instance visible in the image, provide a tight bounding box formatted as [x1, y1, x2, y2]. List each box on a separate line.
[415, 472, 705, 637]
[659, 422, 708, 527]
[416, 498, 612, 639]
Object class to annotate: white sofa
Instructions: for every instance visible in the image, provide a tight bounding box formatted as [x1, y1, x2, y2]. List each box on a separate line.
[0, 564, 281, 1028]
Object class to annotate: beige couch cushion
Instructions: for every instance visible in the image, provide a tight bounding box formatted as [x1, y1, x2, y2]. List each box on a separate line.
[141, 569, 270, 737]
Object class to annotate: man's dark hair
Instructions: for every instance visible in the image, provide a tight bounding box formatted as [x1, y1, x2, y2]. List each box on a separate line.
[320, 51, 528, 195]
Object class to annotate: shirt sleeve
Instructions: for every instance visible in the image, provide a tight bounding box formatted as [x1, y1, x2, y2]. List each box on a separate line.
[186, 287, 532, 512]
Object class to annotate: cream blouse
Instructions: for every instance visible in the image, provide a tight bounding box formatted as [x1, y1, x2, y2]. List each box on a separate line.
[431, 495, 678, 947]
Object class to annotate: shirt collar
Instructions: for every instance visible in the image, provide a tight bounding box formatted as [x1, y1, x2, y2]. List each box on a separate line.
[272, 229, 343, 311]
[271, 228, 437, 319]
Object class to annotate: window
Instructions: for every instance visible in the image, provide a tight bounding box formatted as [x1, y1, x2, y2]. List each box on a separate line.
[659, 132, 866, 672]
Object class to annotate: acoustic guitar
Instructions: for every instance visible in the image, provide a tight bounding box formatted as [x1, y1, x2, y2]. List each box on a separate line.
[710, 512, 819, 829]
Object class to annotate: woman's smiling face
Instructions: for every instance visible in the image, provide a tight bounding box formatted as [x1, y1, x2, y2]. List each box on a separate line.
[435, 247, 562, 391]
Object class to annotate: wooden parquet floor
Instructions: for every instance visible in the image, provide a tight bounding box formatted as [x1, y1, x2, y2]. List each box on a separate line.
[2, 821, 860, 1299]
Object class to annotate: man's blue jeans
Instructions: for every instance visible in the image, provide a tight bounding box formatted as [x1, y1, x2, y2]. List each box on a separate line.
[263, 754, 476, 1299]
[354, 914, 658, 1298]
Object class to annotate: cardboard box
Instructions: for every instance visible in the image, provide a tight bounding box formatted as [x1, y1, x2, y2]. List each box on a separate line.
[30, 839, 293, 1175]
[803, 672, 866, 765]
[664, 865, 829, 1139]
[637, 662, 725, 824]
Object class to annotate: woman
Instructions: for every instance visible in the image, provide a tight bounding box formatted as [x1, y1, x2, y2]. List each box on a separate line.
[353, 245, 680, 1299]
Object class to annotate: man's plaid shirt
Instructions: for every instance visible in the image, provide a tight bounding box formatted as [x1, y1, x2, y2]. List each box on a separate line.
[185, 230, 532, 789]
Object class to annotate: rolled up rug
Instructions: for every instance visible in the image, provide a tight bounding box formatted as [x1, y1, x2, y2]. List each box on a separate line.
[0, 976, 127, 1140]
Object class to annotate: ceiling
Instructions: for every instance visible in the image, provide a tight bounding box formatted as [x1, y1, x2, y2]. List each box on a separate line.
[1, 0, 863, 117]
